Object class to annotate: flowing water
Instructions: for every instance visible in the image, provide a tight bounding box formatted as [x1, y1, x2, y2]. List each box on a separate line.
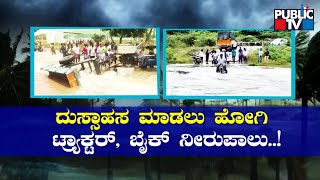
[34, 52, 157, 96]
[166, 63, 291, 97]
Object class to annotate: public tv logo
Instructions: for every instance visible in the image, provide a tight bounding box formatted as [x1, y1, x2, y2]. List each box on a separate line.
[274, 4, 314, 30]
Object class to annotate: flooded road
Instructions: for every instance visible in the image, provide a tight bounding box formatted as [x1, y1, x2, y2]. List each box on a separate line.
[166, 63, 291, 97]
[34, 52, 157, 96]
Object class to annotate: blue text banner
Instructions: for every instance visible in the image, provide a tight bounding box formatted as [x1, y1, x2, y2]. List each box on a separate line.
[0, 107, 318, 156]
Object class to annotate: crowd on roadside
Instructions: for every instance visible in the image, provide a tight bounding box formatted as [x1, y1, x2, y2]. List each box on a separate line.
[57, 40, 117, 64]
[196, 46, 270, 64]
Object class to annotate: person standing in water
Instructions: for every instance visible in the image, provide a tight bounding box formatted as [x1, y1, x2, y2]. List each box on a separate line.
[89, 42, 96, 59]
[82, 44, 89, 60]
[72, 43, 81, 63]
[59, 43, 67, 57]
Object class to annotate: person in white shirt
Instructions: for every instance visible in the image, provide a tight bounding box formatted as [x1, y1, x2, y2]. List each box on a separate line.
[214, 50, 218, 58]
[243, 48, 248, 62]
[89, 42, 96, 59]
[258, 48, 263, 63]
[226, 51, 231, 62]
[198, 49, 204, 63]
[72, 43, 81, 63]
[96, 43, 104, 60]
[107, 42, 116, 64]
[208, 50, 213, 63]
[216, 53, 227, 73]
[107, 42, 113, 56]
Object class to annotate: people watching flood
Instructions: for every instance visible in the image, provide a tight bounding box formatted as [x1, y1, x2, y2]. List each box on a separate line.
[238, 47, 243, 63]
[89, 42, 95, 59]
[107, 42, 115, 64]
[82, 44, 89, 60]
[205, 49, 209, 64]
[264, 48, 270, 61]
[209, 50, 214, 64]
[95, 42, 100, 56]
[243, 48, 248, 62]
[258, 48, 263, 63]
[50, 43, 56, 55]
[72, 43, 81, 63]
[67, 44, 73, 55]
[59, 43, 67, 57]
[232, 48, 236, 63]
[96, 43, 104, 60]
[199, 49, 204, 63]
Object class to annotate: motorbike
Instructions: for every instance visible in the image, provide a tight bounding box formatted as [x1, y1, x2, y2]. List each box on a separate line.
[216, 64, 228, 74]
[192, 53, 202, 64]
[212, 57, 218, 64]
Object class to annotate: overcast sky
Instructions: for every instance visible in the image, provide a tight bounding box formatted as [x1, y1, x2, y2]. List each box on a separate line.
[0, 0, 319, 61]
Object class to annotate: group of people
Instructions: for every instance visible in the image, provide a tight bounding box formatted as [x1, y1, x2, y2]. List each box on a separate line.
[233, 47, 248, 63]
[196, 49, 228, 73]
[58, 41, 116, 65]
[198, 49, 219, 64]
[197, 46, 271, 65]
[258, 48, 270, 63]
[197, 47, 249, 65]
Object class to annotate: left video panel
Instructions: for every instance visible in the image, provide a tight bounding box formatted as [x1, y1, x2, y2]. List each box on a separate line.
[30, 27, 160, 99]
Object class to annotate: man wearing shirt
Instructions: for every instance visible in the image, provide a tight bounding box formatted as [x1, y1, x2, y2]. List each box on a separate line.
[198, 49, 204, 64]
[107, 42, 115, 63]
[97, 43, 105, 60]
[72, 43, 81, 63]
[238, 47, 243, 63]
[59, 43, 67, 57]
[216, 53, 227, 73]
[89, 43, 96, 58]
[231, 48, 236, 63]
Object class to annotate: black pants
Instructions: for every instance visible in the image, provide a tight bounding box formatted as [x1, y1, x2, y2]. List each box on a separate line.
[239, 56, 243, 63]
[206, 55, 209, 64]
[200, 57, 203, 63]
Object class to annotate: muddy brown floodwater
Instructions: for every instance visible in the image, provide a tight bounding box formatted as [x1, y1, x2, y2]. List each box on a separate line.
[34, 52, 157, 96]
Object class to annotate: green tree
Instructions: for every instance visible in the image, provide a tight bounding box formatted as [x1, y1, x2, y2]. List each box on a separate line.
[108, 29, 147, 44]
[91, 33, 105, 43]
[301, 31, 320, 106]
[0, 29, 42, 105]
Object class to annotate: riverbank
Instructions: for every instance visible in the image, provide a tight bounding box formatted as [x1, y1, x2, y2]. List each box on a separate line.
[247, 46, 291, 68]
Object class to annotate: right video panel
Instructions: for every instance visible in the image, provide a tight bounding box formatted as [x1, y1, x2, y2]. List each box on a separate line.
[163, 29, 295, 99]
